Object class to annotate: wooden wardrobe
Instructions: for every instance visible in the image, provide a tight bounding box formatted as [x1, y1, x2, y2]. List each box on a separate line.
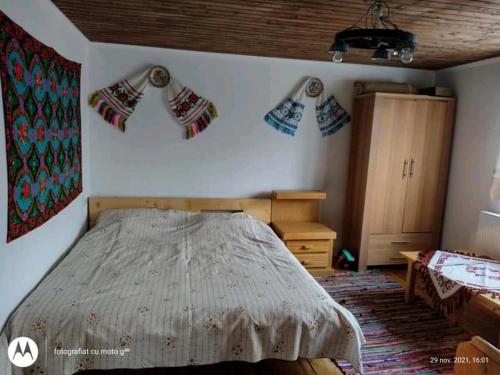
[344, 93, 455, 271]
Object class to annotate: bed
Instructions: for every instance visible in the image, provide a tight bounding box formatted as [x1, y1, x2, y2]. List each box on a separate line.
[0, 197, 364, 375]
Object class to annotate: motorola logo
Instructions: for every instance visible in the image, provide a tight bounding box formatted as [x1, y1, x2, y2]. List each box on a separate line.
[7, 337, 38, 367]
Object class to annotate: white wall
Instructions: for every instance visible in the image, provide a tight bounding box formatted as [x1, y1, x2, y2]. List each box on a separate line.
[436, 59, 500, 252]
[0, 0, 90, 328]
[0, 2, 436, 330]
[89, 42, 434, 244]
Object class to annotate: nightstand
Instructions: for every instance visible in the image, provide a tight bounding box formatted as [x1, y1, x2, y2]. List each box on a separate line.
[270, 190, 336, 276]
[272, 221, 336, 276]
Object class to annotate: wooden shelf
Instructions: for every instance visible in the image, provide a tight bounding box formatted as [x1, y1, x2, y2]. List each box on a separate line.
[272, 221, 336, 240]
[354, 92, 456, 102]
[272, 190, 326, 200]
[271, 190, 327, 222]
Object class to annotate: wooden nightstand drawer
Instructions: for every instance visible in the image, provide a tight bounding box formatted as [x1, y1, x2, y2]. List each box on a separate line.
[285, 240, 330, 253]
[293, 253, 329, 268]
[270, 218, 335, 275]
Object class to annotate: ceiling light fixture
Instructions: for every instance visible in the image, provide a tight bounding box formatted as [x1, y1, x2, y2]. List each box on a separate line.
[329, 0, 416, 64]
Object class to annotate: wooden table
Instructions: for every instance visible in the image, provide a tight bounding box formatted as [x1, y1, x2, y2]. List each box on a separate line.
[455, 336, 500, 375]
[400, 251, 420, 303]
[400, 251, 500, 314]
[401, 251, 500, 347]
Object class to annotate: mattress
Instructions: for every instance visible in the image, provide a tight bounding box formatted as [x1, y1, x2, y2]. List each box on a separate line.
[0, 209, 364, 374]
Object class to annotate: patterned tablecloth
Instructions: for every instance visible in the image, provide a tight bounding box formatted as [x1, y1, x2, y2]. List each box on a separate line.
[418, 250, 500, 312]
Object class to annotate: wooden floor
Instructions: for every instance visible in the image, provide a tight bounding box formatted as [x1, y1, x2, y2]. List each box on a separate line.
[82, 358, 343, 375]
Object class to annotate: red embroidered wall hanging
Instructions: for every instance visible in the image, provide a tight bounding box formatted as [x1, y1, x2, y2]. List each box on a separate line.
[0, 11, 82, 242]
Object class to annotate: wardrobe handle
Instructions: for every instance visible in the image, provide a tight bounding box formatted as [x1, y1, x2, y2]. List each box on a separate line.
[410, 159, 415, 177]
[391, 241, 409, 244]
[402, 160, 408, 179]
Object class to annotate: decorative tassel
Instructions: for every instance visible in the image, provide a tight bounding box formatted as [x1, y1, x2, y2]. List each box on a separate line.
[88, 69, 148, 132]
[88, 92, 126, 131]
[185, 103, 218, 139]
[418, 266, 472, 314]
[167, 76, 218, 139]
[264, 98, 304, 137]
[316, 94, 351, 137]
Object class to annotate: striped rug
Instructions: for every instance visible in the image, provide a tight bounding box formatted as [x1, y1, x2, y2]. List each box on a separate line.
[317, 270, 470, 374]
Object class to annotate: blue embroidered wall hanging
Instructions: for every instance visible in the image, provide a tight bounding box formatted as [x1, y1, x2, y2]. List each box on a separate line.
[264, 77, 350, 137]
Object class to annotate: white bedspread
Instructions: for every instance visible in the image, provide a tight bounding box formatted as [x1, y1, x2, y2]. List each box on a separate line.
[0, 209, 364, 374]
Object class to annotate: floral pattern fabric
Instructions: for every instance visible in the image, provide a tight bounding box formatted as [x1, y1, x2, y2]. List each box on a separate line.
[0, 209, 364, 374]
[166, 76, 217, 139]
[0, 11, 82, 241]
[88, 69, 149, 132]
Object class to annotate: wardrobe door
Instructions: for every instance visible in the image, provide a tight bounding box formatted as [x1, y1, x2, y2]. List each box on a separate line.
[370, 98, 415, 234]
[403, 100, 449, 233]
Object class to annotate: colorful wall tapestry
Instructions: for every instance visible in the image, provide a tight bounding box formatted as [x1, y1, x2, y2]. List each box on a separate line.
[0, 11, 82, 242]
[89, 67, 217, 139]
[264, 76, 351, 137]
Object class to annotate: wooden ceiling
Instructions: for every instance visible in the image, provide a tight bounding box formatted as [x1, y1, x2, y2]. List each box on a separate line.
[53, 0, 500, 70]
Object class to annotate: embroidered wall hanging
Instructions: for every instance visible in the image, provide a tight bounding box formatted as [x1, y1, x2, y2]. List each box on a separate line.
[89, 67, 217, 139]
[88, 69, 148, 132]
[264, 76, 351, 137]
[0, 11, 82, 242]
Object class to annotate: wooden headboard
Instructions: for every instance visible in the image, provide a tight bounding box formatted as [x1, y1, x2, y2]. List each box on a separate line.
[88, 197, 271, 228]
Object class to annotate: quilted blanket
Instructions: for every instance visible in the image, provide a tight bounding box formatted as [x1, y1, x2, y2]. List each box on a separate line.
[0, 209, 364, 374]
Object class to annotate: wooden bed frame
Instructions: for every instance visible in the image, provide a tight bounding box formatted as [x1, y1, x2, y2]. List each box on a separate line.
[88, 197, 271, 228]
[86, 197, 344, 375]
[455, 336, 500, 375]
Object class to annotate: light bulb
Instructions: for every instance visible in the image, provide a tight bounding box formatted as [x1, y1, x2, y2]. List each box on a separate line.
[332, 50, 343, 63]
[372, 47, 390, 61]
[400, 48, 413, 64]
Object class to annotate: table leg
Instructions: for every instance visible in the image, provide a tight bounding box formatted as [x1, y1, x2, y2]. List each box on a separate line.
[405, 259, 416, 303]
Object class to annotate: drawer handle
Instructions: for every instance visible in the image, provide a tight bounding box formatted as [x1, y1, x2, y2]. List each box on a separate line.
[301, 245, 313, 250]
[391, 241, 409, 244]
[389, 257, 405, 260]
[300, 260, 308, 266]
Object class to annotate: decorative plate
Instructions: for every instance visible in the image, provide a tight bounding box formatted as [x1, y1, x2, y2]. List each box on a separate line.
[305, 77, 323, 98]
[148, 65, 170, 87]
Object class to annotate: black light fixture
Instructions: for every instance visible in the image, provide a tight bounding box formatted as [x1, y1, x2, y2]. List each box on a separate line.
[329, 0, 416, 64]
